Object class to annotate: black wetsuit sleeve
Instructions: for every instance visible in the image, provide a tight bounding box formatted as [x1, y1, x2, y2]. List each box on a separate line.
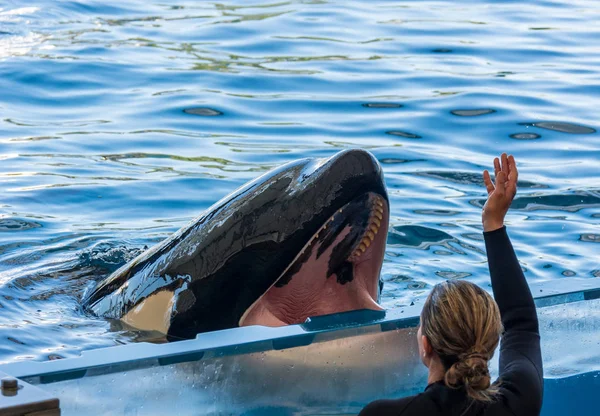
[484, 226, 543, 416]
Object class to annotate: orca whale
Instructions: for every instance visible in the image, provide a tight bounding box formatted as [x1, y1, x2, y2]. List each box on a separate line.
[82, 149, 390, 340]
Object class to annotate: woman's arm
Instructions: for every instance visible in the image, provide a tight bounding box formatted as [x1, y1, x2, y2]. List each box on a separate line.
[482, 154, 543, 415]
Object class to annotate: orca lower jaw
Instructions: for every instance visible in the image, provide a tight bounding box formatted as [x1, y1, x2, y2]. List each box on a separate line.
[239, 192, 389, 328]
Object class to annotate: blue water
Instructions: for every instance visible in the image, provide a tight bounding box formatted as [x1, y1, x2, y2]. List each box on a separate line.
[0, 0, 598, 365]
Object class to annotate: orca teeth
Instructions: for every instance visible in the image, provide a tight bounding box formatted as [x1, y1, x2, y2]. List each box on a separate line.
[301, 195, 385, 260]
[351, 196, 385, 258]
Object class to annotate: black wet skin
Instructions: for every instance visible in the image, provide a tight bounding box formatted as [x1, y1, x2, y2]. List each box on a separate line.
[82, 149, 388, 340]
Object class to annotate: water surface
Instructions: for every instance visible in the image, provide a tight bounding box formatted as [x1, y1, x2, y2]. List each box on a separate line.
[0, 0, 599, 371]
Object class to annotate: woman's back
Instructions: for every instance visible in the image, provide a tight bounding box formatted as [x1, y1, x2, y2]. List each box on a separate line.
[359, 155, 543, 416]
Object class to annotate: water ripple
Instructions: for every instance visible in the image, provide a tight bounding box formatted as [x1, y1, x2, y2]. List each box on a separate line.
[471, 191, 600, 212]
[519, 121, 596, 134]
[183, 107, 224, 116]
[451, 109, 496, 117]
[0, 0, 599, 367]
[0, 218, 41, 231]
[386, 130, 422, 139]
[510, 132, 541, 140]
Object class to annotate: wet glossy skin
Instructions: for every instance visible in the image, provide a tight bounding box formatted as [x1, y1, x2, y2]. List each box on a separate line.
[82, 149, 388, 340]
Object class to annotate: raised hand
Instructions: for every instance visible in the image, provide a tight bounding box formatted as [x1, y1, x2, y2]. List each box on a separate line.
[482, 153, 518, 232]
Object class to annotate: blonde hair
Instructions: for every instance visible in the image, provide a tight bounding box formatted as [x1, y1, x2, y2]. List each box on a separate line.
[420, 280, 504, 402]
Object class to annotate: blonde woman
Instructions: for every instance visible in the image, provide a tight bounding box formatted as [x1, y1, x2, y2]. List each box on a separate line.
[360, 153, 543, 415]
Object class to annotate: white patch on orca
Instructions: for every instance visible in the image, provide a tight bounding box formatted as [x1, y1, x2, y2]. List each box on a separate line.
[121, 290, 175, 334]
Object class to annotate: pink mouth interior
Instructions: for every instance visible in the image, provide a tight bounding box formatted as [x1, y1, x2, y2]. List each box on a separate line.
[240, 193, 389, 327]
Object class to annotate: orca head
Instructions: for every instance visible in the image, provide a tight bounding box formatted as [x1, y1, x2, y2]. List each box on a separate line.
[83, 149, 389, 340]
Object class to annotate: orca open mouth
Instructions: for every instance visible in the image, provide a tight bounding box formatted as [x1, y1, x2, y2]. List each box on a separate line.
[240, 192, 389, 327]
[83, 148, 390, 340]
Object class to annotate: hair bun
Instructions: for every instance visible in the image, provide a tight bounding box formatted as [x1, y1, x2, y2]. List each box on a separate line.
[445, 353, 491, 395]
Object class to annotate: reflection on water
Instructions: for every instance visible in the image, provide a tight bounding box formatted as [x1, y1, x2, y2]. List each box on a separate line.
[510, 132, 541, 140]
[414, 170, 548, 188]
[362, 103, 403, 108]
[580, 234, 600, 243]
[450, 109, 496, 117]
[519, 122, 596, 135]
[386, 130, 422, 139]
[388, 225, 453, 248]
[0, 0, 599, 367]
[0, 218, 42, 231]
[183, 108, 224, 116]
[471, 192, 600, 212]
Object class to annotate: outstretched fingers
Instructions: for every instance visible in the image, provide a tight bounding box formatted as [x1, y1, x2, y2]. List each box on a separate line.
[483, 170, 495, 195]
[501, 153, 509, 176]
[493, 157, 501, 177]
[507, 154, 518, 194]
